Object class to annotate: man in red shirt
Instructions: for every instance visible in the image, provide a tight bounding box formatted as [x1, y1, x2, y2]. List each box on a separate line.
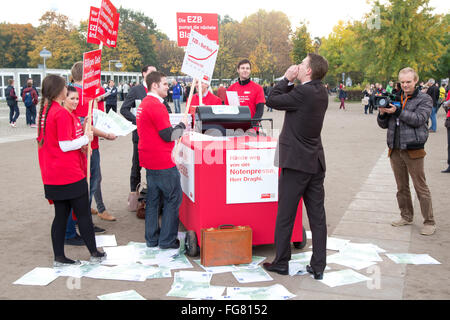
[217, 83, 227, 105]
[226, 59, 266, 119]
[137, 71, 187, 249]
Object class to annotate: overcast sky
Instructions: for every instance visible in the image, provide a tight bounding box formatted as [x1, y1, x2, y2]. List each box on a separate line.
[1, 0, 448, 40]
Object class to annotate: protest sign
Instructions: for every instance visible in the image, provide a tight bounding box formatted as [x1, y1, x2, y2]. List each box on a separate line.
[87, 7, 101, 45]
[96, 0, 119, 48]
[82, 49, 102, 99]
[177, 13, 218, 47]
[226, 148, 278, 204]
[181, 30, 219, 84]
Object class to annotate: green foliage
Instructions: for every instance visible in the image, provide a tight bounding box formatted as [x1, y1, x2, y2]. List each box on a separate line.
[0, 23, 36, 67]
[291, 23, 314, 64]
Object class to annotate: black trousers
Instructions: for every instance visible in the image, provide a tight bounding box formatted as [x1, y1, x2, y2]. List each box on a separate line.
[52, 192, 97, 259]
[106, 104, 117, 114]
[447, 127, 450, 166]
[273, 168, 327, 272]
[130, 141, 141, 192]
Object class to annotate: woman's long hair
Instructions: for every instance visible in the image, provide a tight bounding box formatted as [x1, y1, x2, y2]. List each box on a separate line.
[37, 75, 67, 147]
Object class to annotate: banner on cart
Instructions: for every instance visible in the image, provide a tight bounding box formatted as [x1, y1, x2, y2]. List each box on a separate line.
[178, 143, 195, 203]
[226, 149, 278, 204]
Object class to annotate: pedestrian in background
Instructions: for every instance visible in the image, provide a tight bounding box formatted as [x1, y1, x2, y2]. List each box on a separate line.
[105, 80, 118, 113]
[6, 79, 20, 127]
[22, 79, 39, 128]
[426, 79, 440, 132]
[339, 84, 347, 110]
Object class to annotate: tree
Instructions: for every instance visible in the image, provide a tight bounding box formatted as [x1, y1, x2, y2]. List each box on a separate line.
[0, 23, 36, 67]
[155, 39, 185, 75]
[291, 23, 314, 64]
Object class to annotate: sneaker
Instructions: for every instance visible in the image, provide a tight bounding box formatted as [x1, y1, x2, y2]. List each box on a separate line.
[420, 225, 436, 236]
[159, 239, 180, 250]
[93, 225, 106, 234]
[98, 210, 117, 221]
[391, 218, 413, 227]
[90, 251, 107, 263]
[64, 234, 85, 246]
[11, 122, 16, 128]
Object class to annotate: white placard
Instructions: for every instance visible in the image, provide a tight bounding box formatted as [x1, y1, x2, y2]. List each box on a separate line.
[211, 105, 239, 115]
[226, 149, 278, 204]
[226, 91, 240, 106]
[177, 143, 195, 203]
[181, 30, 219, 84]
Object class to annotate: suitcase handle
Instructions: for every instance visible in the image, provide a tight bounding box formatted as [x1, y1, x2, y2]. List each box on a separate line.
[218, 224, 235, 229]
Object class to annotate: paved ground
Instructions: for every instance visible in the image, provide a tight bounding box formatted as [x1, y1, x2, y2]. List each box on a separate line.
[0, 97, 449, 300]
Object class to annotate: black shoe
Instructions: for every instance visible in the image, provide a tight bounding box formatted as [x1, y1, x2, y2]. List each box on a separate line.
[159, 239, 180, 250]
[262, 262, 289, 275]
[90, 251, 107, 263]
[94, 225, 106, 234]
[306, 265, 324, 280]
[64, 234, 85, 246]
[441, 167, 450, 173]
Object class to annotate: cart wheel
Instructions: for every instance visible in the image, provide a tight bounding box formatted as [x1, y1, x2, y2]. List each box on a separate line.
[293, 227, 308, 250]
[185, 230, 200, 257]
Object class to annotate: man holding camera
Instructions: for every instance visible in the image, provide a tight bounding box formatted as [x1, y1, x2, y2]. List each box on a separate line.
[377, 67, 436, 236]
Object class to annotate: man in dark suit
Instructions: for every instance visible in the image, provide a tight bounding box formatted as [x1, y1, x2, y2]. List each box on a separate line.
[121, 66, 172, 198]
[263, 53, 329, 280]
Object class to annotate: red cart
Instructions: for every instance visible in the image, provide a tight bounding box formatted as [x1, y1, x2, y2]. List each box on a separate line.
[178, 134, 306, 256]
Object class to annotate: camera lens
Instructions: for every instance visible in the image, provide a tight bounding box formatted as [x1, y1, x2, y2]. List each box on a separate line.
[379, 98, 387, 107]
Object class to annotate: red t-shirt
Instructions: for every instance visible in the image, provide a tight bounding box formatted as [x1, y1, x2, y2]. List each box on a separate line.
[37, 102, 86, 185]
[189, 91, 223, 116]
[226, 81, 266, 118]
[137, 95, 175, 170]
[73, 85, 105, 150]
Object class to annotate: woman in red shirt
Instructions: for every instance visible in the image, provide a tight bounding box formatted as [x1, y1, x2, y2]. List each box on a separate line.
[37, 75, 106, 266]
[188, 81, 222, 124]
[443, 90, 450, 173]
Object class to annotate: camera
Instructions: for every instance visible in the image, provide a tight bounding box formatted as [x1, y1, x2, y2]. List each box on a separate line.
[374, 94, 401, 109]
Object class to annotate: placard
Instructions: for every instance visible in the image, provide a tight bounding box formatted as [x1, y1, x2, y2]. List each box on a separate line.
[96, 0, 119, 48]
[87, 7, 101, 45]
[226, 149, 278, 204]
[181, 30, 219, 84]
[83, 49, 102, 99]
[177, 12, 219, 47]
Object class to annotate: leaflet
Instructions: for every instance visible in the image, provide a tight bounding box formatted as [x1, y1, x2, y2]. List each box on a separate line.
[93, 109, 136, 137]
[226, 284, 296, 300]
[338, 243, 383, 262]
[194, 260, 238, 274]
[95, 235, 117, 248]
[13, 267, 59, 286]
[98, 290, 146, 300]
[232, 266, 273, 284]
[158, 253, 193, 270]
[319, 269, 371, 288]
[386, 253, 441, 265]
[327, 252, 378, 270]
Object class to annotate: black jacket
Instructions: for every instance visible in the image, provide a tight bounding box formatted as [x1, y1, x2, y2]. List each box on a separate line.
[266, 79, 328, 174]
[121, 84, 172, 143]
[426, 85, 440, 107]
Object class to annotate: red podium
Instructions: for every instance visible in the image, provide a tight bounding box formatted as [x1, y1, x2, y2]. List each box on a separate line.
[178, 133, 304, 253]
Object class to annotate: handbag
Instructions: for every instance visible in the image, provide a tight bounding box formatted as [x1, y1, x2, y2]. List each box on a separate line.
[127, 183, 146, 212]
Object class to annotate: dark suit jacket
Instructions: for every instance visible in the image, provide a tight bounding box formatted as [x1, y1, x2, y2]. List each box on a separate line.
[121, 84, 172, 143]
[266, 79, 328, 174]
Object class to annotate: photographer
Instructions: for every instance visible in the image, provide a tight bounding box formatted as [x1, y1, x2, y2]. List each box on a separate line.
[377, 67, 436, 236]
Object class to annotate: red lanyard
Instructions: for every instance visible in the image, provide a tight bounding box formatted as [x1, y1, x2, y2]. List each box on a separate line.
[401, 94, 409, 110]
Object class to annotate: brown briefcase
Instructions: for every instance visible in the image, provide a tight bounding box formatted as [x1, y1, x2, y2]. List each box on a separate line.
[201, 225, 252, 267]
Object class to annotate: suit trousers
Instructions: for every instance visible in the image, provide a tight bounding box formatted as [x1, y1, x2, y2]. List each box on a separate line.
[273, 167, 327, 272]
[390, 149, 435, 225]
[130, 141, 142, 192]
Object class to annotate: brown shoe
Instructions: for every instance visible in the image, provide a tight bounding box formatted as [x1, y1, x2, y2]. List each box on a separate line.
[91, 208, 98, 215]
[420, 225, 436, 236]
[98, 211, 117, 221]
[391, 218, 413, 227]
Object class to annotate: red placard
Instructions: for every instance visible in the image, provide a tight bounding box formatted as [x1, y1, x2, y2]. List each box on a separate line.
[82, 49, 102, 100]
[87, 7, 101, 45]
[96, 0, 119, 48]
[176, 13, 219, 47]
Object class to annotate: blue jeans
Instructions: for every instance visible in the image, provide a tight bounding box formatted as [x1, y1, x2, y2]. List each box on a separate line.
[66, 149, 101, 239]
[8, 102, 20, 123]
[26, 105, 37, 125]
[145, 166, 182, 248]
[173, 98, 181, 113]
[430, 106, 437, 131]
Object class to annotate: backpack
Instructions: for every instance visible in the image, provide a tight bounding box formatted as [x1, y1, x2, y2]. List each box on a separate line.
[24, 91, 34, 107]
[5, 86, 12, 100]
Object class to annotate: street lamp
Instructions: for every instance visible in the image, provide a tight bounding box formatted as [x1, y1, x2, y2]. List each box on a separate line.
[108, 60, 122, 82]
[40, 47, 52, 79]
